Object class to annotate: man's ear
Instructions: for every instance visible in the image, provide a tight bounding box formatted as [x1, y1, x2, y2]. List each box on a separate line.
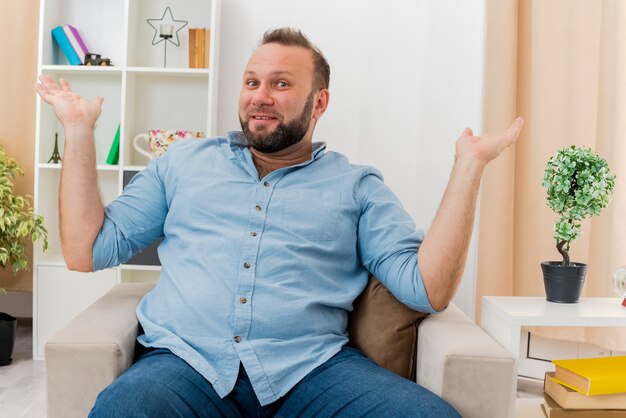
[313, 89, 330, 121]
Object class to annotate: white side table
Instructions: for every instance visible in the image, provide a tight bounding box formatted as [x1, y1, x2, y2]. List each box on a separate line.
[481, 296, 626, 362]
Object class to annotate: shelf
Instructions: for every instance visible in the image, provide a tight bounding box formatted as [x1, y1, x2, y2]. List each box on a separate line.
[119, 264, 162, 271]
[41, 66, 210, 77]
[41, 65, 211, 77]
[123, 165, 149, 172]
[41, 65, 122, 74]
[34, 259, 163, 273]
[98, 164, 120, 171]
[34, 258, 67, 267]
[38, 163, 62, 169]
[38, 163, 120, 171]
[127, 67, 211, 77]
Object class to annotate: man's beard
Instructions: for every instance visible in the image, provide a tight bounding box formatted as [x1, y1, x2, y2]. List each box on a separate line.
[240, 90, 315, 153]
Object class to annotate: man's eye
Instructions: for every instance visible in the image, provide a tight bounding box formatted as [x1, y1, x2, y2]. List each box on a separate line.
[277, 81, 289, 88]
[246, 80, 258, 87]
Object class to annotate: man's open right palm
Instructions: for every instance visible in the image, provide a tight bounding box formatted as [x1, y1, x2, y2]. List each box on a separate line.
[35, 75, 103, 129]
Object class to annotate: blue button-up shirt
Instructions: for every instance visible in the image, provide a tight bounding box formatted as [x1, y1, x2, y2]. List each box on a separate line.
[93, 131, 436, 405]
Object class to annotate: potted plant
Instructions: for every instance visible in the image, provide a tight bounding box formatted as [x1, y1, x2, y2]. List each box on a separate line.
[0, 144, 48, 365]
[541, 145, 616, 303]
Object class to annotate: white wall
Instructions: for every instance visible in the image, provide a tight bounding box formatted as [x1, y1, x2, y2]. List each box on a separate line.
[217, 0, 486, 318]
[0, 291, 32, 318]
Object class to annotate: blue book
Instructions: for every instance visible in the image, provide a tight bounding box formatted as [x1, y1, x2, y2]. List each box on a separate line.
[51, 26, 81, 65]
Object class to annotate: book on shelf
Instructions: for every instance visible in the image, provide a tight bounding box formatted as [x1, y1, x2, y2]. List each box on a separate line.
[196, 29, 205, 69]
[541, 393, 626, 417]
[63, 24, 89, 64]
[552, 356, 626, 396]
[189, 29, 197, 68]
[188, 28, 210, 69]
[203, 29, 210, 68]
[51, 26, 81, 65]
[544, 372, 626, 410]
[106, 124, 120, 165]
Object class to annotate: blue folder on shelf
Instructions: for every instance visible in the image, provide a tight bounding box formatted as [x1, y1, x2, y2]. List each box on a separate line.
[51, 25, 82, 65]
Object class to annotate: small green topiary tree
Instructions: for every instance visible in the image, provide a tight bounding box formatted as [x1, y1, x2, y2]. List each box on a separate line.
[0, 145, 48, 278]
[542, 146, 616, 266]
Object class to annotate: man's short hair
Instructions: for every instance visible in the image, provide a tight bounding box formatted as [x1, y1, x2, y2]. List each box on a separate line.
[260, 27, 330, 91]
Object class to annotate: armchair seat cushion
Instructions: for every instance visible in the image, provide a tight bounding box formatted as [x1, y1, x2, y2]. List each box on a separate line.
[348, 276, 429, 379]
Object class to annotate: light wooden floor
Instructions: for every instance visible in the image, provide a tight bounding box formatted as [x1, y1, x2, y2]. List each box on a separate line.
[0, 320, 544, 418]
[0, 319, 46, 418]
[517, 376, 544, 398]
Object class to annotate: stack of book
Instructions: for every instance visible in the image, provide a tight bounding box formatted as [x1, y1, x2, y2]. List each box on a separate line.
[189, 28, 210, 69]
[51, 25, 89, 65]
[541, 356, 626, 417]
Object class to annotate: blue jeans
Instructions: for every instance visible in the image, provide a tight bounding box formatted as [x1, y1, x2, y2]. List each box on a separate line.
[89, 345, 460, 418]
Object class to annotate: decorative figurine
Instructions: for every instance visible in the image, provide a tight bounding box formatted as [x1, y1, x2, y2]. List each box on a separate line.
[84, 53, 113, 66]
[47, 132, 62, 164]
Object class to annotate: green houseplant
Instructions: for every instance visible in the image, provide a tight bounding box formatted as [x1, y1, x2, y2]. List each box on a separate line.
[541, 145, 616, 303]
[0, 144, 48, 365]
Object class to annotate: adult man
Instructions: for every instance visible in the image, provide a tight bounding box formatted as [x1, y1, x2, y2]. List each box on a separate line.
[36, 28, 523, 417]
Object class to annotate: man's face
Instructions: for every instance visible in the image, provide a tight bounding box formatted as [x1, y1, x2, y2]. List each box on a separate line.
[239, 43, 319, 153]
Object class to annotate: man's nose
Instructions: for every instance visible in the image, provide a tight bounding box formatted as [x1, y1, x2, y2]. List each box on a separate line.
[251, 84, 274, 107]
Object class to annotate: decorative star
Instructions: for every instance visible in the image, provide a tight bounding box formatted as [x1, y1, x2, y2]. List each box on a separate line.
[147, 7, 188, 47]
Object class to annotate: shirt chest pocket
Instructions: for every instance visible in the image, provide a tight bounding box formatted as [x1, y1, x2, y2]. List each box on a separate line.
[273, 190, 341, 241]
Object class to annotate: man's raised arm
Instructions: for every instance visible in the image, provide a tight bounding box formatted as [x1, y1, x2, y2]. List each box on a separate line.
[418, 117, 524, 311]
[35, 75, 105, 272]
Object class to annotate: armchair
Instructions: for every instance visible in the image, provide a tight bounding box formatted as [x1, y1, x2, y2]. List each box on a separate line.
[45, 281, 516, 418]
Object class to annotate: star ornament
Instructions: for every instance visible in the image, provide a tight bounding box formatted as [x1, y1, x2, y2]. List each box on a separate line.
[147, 7, 188, 47]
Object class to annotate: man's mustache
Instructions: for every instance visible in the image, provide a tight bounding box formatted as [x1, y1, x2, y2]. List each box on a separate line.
[248, 108, 281, 119]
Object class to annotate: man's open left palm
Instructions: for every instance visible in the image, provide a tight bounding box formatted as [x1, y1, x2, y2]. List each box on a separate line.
[455, 117, 524, 165]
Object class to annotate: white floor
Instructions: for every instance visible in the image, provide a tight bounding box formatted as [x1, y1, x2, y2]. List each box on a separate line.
[516, 378, 544, 418]
[0, 319, 46, 418]
[0, 319, 544, 418]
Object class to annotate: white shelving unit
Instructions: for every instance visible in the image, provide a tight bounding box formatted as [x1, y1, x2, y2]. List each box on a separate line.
[33, 0, 221, 359]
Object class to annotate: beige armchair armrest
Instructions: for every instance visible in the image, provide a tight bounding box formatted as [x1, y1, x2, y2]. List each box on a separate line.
[45, 282, 154, 418]
[416, 303, 516, 418]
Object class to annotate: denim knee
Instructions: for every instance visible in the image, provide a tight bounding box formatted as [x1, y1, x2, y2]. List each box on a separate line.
[88, 348, 236, 418]
[275, 346, 461, 418]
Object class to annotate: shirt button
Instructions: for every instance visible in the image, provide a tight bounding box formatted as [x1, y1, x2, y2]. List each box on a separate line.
[240, 297, 247, 304]
[263, 181, 270, 187]
[255, 205, 262, 211]
[243, 262, 251, 269]
[250, 231, 257, 237]
[234, 336, 241, 343]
